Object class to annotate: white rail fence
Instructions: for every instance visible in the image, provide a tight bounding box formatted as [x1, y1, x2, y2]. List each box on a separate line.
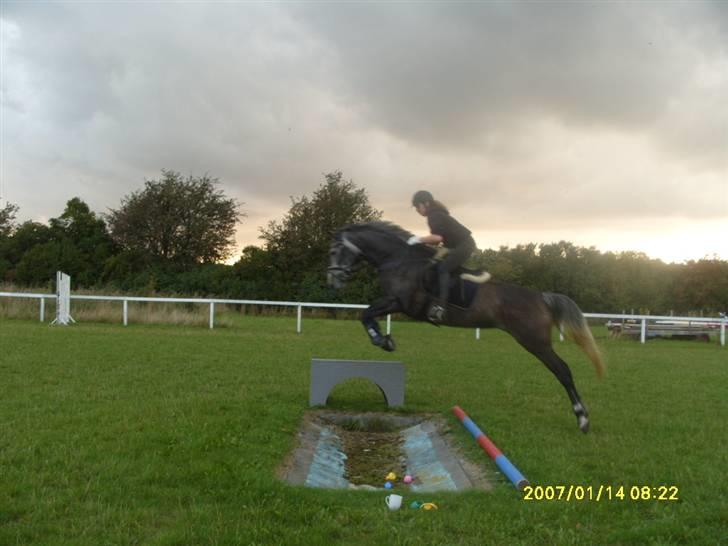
[0, 291, 725, 346]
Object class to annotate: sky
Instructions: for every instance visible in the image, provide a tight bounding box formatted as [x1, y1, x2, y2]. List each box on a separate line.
[1, 1, 727, 264]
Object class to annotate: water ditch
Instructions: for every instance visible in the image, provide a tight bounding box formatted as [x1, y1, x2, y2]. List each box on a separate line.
[279, 411, 492, 491]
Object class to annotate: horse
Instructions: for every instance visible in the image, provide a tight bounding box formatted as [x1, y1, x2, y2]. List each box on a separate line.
[327, 221, 605, 433]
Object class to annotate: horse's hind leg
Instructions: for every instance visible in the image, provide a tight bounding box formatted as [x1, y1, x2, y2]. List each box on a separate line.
[511, 327, 590, 432]
[536, 348, 590, 433]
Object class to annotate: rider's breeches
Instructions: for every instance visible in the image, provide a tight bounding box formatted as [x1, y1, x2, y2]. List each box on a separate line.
[438, 237, 476, 301]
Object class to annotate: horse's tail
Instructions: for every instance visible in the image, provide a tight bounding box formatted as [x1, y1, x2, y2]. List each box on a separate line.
[543, 292, 605, 378]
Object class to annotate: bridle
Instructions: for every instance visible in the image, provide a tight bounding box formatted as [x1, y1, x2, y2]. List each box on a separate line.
[327, 234, 362, 279]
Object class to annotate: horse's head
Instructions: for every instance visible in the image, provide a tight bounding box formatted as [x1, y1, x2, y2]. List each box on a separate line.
[327, 230, 362, 289]
[328, 221, 435, 288]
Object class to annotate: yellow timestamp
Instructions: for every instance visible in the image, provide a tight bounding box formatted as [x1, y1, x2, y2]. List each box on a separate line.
[522, 485, 679, 502]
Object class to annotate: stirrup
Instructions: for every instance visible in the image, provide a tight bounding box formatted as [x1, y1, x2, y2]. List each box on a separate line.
[427, 303, 446, 323]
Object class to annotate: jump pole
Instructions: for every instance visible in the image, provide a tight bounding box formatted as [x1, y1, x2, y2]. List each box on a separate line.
[452, 405, 529, 491]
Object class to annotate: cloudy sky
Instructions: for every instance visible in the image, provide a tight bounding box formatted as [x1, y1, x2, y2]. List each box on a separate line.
[1, 1, 726, 264]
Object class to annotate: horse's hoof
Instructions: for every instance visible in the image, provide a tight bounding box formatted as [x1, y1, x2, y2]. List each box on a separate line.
[370, 335, 395, 351]
[381, 335, 396, 352]
[578, 415, 590, 433]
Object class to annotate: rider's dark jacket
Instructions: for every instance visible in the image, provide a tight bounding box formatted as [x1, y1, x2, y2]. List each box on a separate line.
[426, 208, 473, 248]
[426, 206, 476, 304]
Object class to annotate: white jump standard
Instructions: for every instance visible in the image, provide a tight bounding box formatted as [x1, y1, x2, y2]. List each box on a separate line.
[309, 359, 405, 408]
[50, 271, 75, 326]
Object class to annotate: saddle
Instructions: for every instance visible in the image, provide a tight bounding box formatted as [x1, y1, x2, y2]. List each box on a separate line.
[421, 261, 491, 310]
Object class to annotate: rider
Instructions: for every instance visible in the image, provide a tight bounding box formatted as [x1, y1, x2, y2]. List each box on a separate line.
[408, 190, 479, 323]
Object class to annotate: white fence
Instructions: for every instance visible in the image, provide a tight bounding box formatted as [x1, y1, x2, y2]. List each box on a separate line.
[0, 291, 725, 346]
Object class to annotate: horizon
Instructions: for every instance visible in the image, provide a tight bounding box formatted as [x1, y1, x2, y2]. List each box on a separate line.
[1, 193, 724, 266]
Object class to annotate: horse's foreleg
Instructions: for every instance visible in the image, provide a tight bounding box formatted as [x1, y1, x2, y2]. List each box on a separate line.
[362, 297, 401, 352]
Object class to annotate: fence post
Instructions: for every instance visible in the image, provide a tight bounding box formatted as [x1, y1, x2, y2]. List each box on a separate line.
[40, 298, 45, 322]
[209, 302, 215, 329]
[297, 305, 302, 334]
[386, 314, 391, 335]
[475, 328, 480, 340]
[123, 300, 128, 326]
[640, 319, 646, 344]
[721, 320, 726, 347]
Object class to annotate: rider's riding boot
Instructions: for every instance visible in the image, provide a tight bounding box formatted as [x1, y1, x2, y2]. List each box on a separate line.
[429, 267, 450, 324]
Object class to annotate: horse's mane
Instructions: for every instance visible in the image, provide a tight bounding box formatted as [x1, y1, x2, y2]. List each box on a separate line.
[340, 221, 436, 258]
[341, 221, 413, 242]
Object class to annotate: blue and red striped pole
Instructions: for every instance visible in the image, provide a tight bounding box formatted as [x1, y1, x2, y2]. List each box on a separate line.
[452, 406, 529, 491]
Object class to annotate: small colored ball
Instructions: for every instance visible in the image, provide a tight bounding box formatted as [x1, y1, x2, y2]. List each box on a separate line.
[403, 475, 413, 484]
[384, 481, 393, 489]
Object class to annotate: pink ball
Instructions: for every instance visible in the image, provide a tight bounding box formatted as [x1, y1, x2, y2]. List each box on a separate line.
[403, 475, 413, 484]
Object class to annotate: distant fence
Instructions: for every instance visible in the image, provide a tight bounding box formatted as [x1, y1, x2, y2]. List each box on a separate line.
[1, 291, 725, 346]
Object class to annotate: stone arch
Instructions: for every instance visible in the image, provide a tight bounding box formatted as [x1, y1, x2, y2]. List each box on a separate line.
[309, 359, 405, 408]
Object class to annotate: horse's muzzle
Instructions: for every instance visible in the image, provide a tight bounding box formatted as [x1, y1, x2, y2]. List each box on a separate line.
[327, 268, 347, 289]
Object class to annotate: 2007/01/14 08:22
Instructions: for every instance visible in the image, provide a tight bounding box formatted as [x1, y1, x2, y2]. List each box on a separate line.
[522, 485, 679, 502]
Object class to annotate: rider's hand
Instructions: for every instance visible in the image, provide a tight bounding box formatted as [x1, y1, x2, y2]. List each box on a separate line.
[407, 236, 422, 245]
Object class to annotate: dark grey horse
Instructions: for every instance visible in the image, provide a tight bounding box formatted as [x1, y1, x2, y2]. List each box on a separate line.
[327, 221, 605, 433]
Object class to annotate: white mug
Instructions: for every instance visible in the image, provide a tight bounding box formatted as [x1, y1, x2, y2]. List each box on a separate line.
[385, 494, 403, 511]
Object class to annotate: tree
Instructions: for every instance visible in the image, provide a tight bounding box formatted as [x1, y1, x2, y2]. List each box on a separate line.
[2, 199, 114, 287]
[0, 202, 19, 239]
[49, 198, 116, 286]
[0, 221, 54, 283]
[107, 171, 242, 267]
[252, 171, 381, 300]
[233, 246, 277, 299]
[260, 171, 381, 255]
[0, 202, 20, 279]
[672, 259, 728, 314]
[15, 240, 84, 286]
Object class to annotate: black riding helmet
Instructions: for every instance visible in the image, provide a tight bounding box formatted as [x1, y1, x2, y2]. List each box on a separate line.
[412, 190, 434, 207]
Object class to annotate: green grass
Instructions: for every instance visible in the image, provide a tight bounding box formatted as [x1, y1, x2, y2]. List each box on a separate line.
[0, 316, 726, 545]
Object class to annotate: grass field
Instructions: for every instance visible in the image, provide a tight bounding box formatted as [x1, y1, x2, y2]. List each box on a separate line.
[1, 315, 726, 545]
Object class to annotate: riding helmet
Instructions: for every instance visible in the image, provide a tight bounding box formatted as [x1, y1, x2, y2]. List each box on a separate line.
[412, 190, 434, 206]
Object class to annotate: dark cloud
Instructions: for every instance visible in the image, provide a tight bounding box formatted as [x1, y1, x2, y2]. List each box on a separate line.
[292, 2, 727, 156]
[1, 1, 726, 261]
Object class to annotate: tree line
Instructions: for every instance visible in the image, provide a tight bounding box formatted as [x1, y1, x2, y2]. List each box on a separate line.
[1, 170, 726, 315]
